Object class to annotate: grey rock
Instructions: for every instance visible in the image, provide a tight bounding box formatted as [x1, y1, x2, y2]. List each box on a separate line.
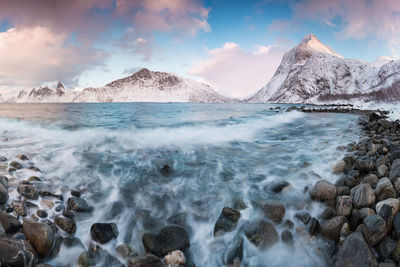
[256, 199, 285, 224]
[90, 223, 118, 244]
[363, 215, 387, 246]
[281, 230, 293, 245]
[389, 159, 400, 181]
[336, 196, 352, 217]
[295, 212, 311, 225]
[374, 177, 396, 202]
[362, 174, 378, 186]
[0, 184, 8, 204]
[67, 197, 93, 212]
[350, 183, 375, 208]
[214, 207, 241, 236]
[242, 220, 279, 249]
[320, 216, 346, 240]
[354, 158, 374, 174]
[336, 232, 378, 267]
[377, 237, 396, 259]
[129, 253, 163, 267]
[377, 165, 388, 178]
[310, 180, 337, 202]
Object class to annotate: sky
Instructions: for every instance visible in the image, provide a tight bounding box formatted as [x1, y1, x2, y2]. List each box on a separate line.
[0, 0, 399, 99]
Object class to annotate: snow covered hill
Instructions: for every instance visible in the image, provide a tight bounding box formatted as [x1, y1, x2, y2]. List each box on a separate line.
[248, 34, 400, 104]
[0, 68, 233, 103]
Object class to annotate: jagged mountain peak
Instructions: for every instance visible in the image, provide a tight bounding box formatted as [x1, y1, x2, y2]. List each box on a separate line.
[297, 33, 343, 58]
[56, 81, 65, 90]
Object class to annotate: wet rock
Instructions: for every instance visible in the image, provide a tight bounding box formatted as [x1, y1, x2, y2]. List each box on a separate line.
[142, 225, 189, 257]
[281, 230, 293, 245]
[55, 204, 64, 212]
[377, 165, 388, 178]
[393, 213, 400, 238]
[283, 219, 294, 229]
[160, 164, 173, 176]
[225, 238, 243, 264]
[377, 237, 396, 260]
[39, 191, 63, 201]
[67, 197, 93, 212]
[22, 218, 54, 256]
[376, 198, 400, 230]
[0, 156, 6, 162]
[55, 216, 76, 234]
[242, 220, 279, 249]
[336, 196, 352, 217]
[362, 174, 379, 186]
[310, 180, 337, 202]
[389, 159, 400, 181]
[167, 212, 187, 226]
[390, 150, 400, 163]
[12, 200, 27, 216]
[10, 161, 23, 170]
[116, 243, 137, 258]
[90, 223, 118, 244]
[71, 189, 81, 197]
[233, 198, 247, 210]
[375, 178, 396, 202]
[164, 250, 185, 267]
[345, 175, 360, 188]
[354, 158, 374, 174]
[78, 251, 95, 267]
[350, 183, 375, 208]
[270, 181, 291, 193]
[339, 222, 351, 244]
[332, 160, 347, 174]
[362, 215, 387, 246]
[213, 207, 241, 236]
[62, 210, 74, 219]
[36, 209, 48, 218]
[0, 183, 8, 204]
[392, 240, 400, 262]
[28, 176, 41, 182]
[0, 175, 8, 188]
[17, 184, 38, 200]
[336, 232, 378, 267]
[0, 209, 21, 233]
[16, 154, 29, 161]
[256, 199, 286, 223]
[295, 211, 311, 225]
[0, 236, 37, 266]
[28, 166, 41, 172]
[307, 217, 320, 235]
[129, 253, 163, 267]
[337, 186, 350, 196]
[320, 216, 347, 240]
[319, 208, 335, 220]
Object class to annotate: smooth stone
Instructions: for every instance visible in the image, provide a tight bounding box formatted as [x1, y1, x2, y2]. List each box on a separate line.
[67, 197, 93, 212]
[10, 161, 23, 170]
[295, 211, 311, 225]
[78, 251, 95, 267]
[332, 160, 347, 174]
[116, 243, 137, 258]
[55, 216, 76, 234]
[28, 166, 41, 172]
[242, 220, 279, 249]
[40, 199, 55, 209]
[0, 176, 8, 188]
[62, 210, 75, 219]
[28, 176, 41, 182]
[37, 209, 48, 218]
[336, 232, 378, 267]
[142, 225, 189, 257]
[389, 159, 400, 181]
[376, 198, 400, 230]
[283, 219, 294, 229]
[336, 196, 352, 217]
[377, 237, 396, 259]
[213, 207, 241, 236]
[17, 184, 38, 200]
[90, 223, 118, 244]
[129, 253, 163, 267]
[362, 215, 387, 246]
[0, 237, 37, 266]
[38, 191, 63, 201]
[12, 200, 27, 216]
[281, 230, 293, 245]
[164, 250, 186, 267]
[362, 174, 379, 186]
[354, 158, 374, 174]
[0, 183, 8, 205]
[16, 154, 29, 161]
[390, 150, 400, 163]
[377, 165, 388, 178]
[374, 177, 396, 202]
[22, 218, 54, 256]
[270, 181, 291, 193]
[0, 156, 7, 162]
[320, 216, 347, 240]
[310, 180, 337, 202]
[71, 189, 81, 197]
[256, 199, 285, 224]
[307, 217, 320, 235]
[0, 210, 21, 233]
[350, 183, 375, 208]
[336, 186, 350, 196]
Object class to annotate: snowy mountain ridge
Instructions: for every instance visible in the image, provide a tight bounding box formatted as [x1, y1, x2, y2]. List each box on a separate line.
[0, 68, 232, 103]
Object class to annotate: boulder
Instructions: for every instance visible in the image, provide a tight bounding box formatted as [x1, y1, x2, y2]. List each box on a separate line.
[0, 183, 8, 204]
[116, 244, 137, 259]
[0, 175, 8, 188]
[332, 160, 347, 174]
[242, 220, 279, 249]
[55, 216, 76, 234]
[90, 223, 118, 244]
[374, 177, 396, 202]
[12, 200, 27, 216]
[16, 154, 29, 161]
[129, 253, 163, 267]
[362, 174, 379, 186]
[142, 225, 190, 257]
[164, 250, 185, 267]
[10, 161, 23, 170]
[336, 232, 378, 267]
[0, 237, 37, 266]
[389, 159, 400, 181]
[310, 180, 337, 201]
[214, 207, 241, 236]
[350, 183, 375, 208]
[295, 212, 311, 225]
[0, 210, 22, 233]
[281, 230, 293, 245]
[354, 158, 374, 174]
[320, 216, 346, 240]
[362, 215, 387, 246]
[377, 165, 388, 178]
[269, 181, 291, 193]
[255, 199, 285, 224]
[336, 196, 352, 217]
[17, 184, 38, 200]
[67, 197, 93, 212]
[377, 237, 396, 260]
[376, 198, 400, 230]
[22, 218, 54, 256]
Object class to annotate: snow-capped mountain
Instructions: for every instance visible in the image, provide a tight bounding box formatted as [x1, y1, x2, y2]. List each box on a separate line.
[248, 34, 400, 103]
[1, 69, 232, 103]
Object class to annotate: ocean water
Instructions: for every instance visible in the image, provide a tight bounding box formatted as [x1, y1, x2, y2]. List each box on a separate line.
[0, 103, 361, 266]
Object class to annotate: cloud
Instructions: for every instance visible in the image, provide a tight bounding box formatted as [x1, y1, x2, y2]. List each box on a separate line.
[189, 42, 288, 98]
[292, 0, 400, 57]
[0, 27, 104, 88]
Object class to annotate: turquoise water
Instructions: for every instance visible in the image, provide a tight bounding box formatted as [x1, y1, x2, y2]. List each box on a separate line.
[0, 103, 360, 266]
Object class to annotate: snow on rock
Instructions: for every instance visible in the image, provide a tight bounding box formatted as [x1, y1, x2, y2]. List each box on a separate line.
[248, 34, 400, 104]
[0, 69, 233, 103]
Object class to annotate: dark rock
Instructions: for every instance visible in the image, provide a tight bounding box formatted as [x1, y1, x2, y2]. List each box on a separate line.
[255, 199, 285, 223]
[13, 233, 26, 240]
[281, 230, 293, 245]
[36, 209, 48, 218]
[90, 223, 118, 244]
[319, 208, 335, 220]
[0, 184, 8, 204]
[67, 197, 93, 212]
[55, 205, 64, 212]
[390, 150, 400, 163]
[0, 210, 21, 233]
[160, 164, 173, 176]
[22, 218, 54, 256]
[0, 175, 8, 188]
[225, 238, 243, 264]
[116, 243, 137, 259]
[377, 156, 390, 167]
[336, 196, 352, 216]
[320, 216, 346, 240]
[213, 207, 241, 236]
[295, 211, 311, 225]
[283, 219, 294, 229]
[345, 175, 360, 188]
[28, 176, 41, 182]
[12, 200, 27, 216]
[17, 184, 38, 200]
[307, 217, 320, 235]
[71, 190, 81, 197]
[62, 210, 75, 219]
[336, 232, 378, 267]
[28, 166, 41, 172]
[374, 178, 396, 202]
[376, 198, 400, 231]
[377, 165, 388, 178]
[242, 220, 279, 249]
[167, 212, 187, 226]
[389, 159, 400, 181]
[39, 191, 63, 201]
[233, 198, 247, 210]
[337, 186, 350, 196]
[55, 216, 76, 234]
[363, 215, 387, 246]
[362, 174, 379, 186]
[310, 180, 337, 201]
[392, 240, 400, 262]
[354, 158, 374, 174]
[377, 237, 396, 260]
[270, 181, 291, 193]
[142, 225, 190, 257]
[129, 253, 163, 267]
[10, 161, 23, 170]
[350, 183, 375, 208]
[392, 213, 400, 238]
[0, 237, 37, 266]
[16, 154, 29, 161]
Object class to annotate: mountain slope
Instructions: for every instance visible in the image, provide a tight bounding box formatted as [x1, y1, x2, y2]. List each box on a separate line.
[1, 69, 233, 103]
[248, 34, 400, 103]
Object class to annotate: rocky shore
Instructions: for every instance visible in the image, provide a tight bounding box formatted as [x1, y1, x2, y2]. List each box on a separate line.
[0, 107, 398, 267]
